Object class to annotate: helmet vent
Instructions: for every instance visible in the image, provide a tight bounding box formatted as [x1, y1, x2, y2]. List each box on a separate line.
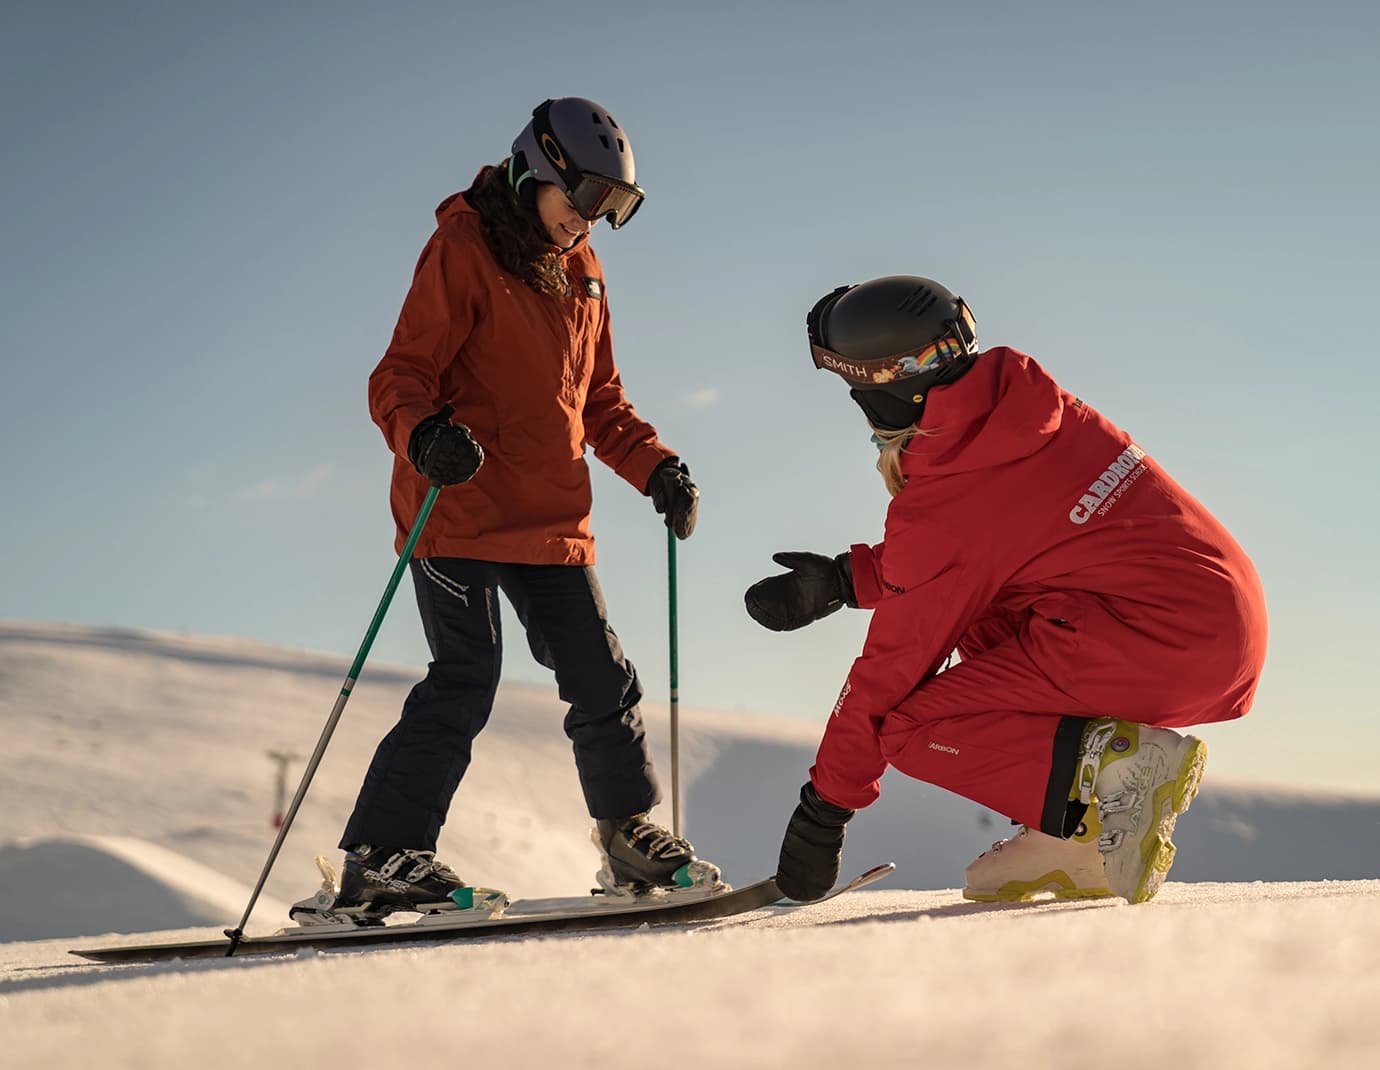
[599, 135, 610, 148]
[591, 111, 604, 124]
[897, 286, 938, 318]
[617, 138, 625, 152]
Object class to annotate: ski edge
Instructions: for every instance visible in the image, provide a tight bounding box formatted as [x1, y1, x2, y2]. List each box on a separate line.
[69, 862, 895, 965]
[70, 877, 779, 964]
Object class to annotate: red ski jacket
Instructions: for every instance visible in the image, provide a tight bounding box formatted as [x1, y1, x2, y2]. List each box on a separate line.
[368, 168, 676, 564]
[811, 347, 1268, 810]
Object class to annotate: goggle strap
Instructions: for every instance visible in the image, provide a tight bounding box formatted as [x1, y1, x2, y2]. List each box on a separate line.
[507, 155, 538, 192]
[811, 334, 970, 386]
[529, 99, 580, 188]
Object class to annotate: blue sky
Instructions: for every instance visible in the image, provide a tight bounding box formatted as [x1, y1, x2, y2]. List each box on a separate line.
[2, 1, 1377, 793]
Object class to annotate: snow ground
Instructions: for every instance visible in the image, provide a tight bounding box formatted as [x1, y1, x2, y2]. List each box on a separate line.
[3, 621, 1378, 1069]
[5, 880, 1378, 1070]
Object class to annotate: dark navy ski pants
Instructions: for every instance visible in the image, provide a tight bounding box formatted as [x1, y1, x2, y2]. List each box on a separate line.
[340, 557, 661, 851]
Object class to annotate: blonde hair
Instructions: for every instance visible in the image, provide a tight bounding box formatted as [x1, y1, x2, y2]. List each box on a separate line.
[872, 424, 933, 497]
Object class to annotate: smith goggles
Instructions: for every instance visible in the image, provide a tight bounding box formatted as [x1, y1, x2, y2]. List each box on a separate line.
[809, 297, 978, 387]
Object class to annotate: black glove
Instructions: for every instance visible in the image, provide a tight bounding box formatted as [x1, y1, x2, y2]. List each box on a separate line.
[408, 408, 484, 487]
[776, 782, 856, 902]
[646, 459, 699, 539]
[744, 551, 856, 632]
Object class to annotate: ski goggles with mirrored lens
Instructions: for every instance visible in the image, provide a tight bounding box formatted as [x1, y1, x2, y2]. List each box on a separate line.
[565, 172, 645, 228]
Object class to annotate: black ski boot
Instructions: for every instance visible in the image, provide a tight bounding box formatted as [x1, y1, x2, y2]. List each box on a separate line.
[289, 846, 507, 926]
[593, 815, 725, 895]
[337, 844, 475, 913]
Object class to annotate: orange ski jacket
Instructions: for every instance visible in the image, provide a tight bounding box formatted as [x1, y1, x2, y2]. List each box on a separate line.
[368, 169, 676, 563]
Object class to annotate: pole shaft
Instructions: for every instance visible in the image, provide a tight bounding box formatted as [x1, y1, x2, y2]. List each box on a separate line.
[226, 484, 441, 952]
[667, 525, 681, 837]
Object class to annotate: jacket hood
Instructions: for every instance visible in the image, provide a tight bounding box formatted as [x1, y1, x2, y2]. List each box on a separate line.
[900, 347, 1065, 476]
[435, 166, 589, 258]
[435, 188, 472, 226]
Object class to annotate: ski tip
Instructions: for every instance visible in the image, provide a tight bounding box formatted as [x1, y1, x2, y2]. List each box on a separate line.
[772, 861, 897, 907]
[849, 861, 897, 891]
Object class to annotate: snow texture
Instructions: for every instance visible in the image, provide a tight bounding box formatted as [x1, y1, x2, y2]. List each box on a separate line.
[2, 620, 1378, 1069]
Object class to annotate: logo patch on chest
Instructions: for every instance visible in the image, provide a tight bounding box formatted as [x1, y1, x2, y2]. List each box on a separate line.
[583, 277, 603, 299]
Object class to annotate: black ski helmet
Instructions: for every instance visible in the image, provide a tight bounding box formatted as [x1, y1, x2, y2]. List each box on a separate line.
[807, 275, 979, 430]
[509, 97, 645, 228]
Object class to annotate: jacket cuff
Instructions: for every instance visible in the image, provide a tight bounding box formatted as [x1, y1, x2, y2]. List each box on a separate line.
[809, 766, 881, 811]
[847, 543, 884, 608]
[622, 444, 679, 496]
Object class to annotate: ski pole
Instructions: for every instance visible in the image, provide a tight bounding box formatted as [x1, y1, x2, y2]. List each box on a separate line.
[667, 525, 682, 837]
[225, 482, 442, 955]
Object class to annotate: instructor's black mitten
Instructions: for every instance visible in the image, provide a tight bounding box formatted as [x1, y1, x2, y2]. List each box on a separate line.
[744, 551, 856, 632]
[408, 408, 484, 487]
[646, 459, 699, 539]
[776, 782, 856, 902]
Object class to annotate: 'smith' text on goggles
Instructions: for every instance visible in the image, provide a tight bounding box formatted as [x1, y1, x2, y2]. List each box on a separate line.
[808, 300, 978, 387]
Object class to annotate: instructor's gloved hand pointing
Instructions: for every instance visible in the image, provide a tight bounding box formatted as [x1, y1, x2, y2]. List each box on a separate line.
[408, 408, 484, 487]
[646, 459, 699, 539]
[744, 552, 856, 632]
[776, 782, 856, 902]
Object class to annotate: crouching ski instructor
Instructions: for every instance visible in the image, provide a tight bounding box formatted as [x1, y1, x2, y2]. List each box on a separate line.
[748, 276, 1267, 906]
[314, 98, 719, 922]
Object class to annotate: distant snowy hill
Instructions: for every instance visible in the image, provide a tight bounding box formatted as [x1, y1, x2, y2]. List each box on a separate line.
[2, 620, 1376, 942]
[4, 621, 1380, 1070]
[0, 835, 289, 940]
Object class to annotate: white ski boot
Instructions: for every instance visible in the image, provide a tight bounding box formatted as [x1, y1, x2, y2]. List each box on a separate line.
[1077, 718, 1208, 904]
[963, 810, 1113, 902]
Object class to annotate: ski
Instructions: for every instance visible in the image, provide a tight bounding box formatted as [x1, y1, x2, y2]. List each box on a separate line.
[797, 860, 894, 903]
[70, 863, 895, 964]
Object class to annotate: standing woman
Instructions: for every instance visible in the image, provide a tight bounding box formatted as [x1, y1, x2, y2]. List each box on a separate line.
[746, 276, 1267, 905]
[318, 98, 715, 922]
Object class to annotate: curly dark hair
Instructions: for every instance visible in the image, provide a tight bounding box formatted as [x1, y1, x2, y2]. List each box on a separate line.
[467, 164, 569, 298]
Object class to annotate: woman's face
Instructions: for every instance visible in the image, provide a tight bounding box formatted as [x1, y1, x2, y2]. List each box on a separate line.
[535, 182, 595, 249]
